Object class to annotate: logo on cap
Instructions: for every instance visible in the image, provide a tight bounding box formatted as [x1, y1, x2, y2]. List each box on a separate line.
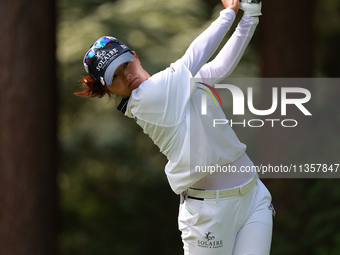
[96, 49, 119, 71]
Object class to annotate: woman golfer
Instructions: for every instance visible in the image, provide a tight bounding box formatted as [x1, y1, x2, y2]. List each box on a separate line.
[76, 0, 274, 254]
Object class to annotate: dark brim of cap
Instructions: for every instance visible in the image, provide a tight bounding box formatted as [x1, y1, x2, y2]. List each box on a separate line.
[104, 51, 135, 86]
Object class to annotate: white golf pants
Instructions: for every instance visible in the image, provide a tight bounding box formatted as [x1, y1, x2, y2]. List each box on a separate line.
[178, 179, 273, 255]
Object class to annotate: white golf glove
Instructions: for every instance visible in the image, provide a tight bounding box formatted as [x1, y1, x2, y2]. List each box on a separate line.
[240, 0, 262, 17]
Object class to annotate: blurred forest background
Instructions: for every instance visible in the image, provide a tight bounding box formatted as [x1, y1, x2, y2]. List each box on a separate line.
[0, 0, 340, 254]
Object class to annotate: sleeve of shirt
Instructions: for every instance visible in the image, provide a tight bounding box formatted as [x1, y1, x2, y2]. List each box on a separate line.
[197, 15, 259, 85]
[180, 8, 236, 77]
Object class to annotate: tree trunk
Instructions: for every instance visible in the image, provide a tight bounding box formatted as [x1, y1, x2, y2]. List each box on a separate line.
[258, 1, 317, 254]
[257, 0, 315, 164]
[0, 0, 59, 254]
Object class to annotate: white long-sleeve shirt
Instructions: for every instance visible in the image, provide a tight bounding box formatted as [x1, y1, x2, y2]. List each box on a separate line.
[125, 9, 259, 194]
[181, 9, 259, 83]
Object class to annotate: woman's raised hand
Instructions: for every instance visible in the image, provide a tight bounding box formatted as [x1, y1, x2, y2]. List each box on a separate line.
[221, 0, 239, 14]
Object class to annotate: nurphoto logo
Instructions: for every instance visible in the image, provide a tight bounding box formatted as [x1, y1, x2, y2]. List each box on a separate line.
[200, 83, 312, 128]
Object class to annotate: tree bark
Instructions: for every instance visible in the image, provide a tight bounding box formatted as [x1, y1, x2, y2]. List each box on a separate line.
[260, 0, 315, 78]
[0, 0, 59, 254]
[258, 2, 317, 254]
[257, 0, 315, 164]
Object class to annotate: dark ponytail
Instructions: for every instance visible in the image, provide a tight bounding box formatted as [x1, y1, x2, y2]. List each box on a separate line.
[75, 75, 111, 98]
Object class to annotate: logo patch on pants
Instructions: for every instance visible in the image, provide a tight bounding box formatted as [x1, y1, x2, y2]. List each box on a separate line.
[197, 231, 223, 249]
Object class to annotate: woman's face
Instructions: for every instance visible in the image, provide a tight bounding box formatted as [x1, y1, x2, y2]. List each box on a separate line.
[107, 52, 150, 97]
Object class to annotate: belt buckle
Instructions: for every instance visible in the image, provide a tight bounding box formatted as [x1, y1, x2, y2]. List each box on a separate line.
[239, 185, 248, 195]
[240, 174, 257, 195]
[239, 179, 252, 195]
